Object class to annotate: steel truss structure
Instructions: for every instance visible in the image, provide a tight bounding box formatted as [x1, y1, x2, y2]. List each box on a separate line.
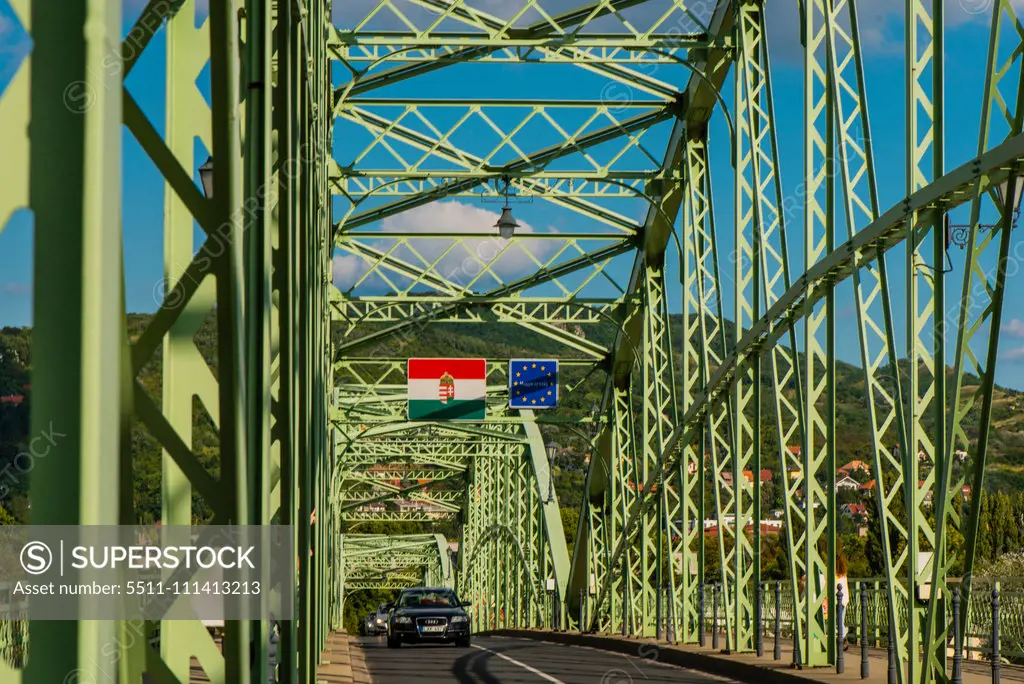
[1, 0, 1021, 682]
[340, 534, 454, 592]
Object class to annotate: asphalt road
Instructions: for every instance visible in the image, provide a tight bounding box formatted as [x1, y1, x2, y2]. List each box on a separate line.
[356, 634, 741, 684]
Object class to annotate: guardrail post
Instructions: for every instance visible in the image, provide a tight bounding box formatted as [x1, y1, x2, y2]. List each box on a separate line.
[712, 583, 719, 650]
[874, 581, 881, 648]
[774, 581, 782, 660]
[579, 588, 585, 634]
[887, 602, 897, 684]
[668, 585, 677, 643]
[793, 581, 801, 668]
[952, 585, 962, 684]
[622, 595, 629, 636]
[756, 583, 764, 657]
[861, 582, 869, 679]
[656, 586, 664, 640]
[699, 582, 706, 647]
[514, 584, 520, 628]
[992, 583, 1000, 684]
[837, 583, 845, 674]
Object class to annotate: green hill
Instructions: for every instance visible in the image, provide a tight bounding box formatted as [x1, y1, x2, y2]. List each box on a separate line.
[1, 313, 1022, 523]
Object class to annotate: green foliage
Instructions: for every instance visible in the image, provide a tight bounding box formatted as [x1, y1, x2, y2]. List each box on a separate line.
[560, 506, 579, 550]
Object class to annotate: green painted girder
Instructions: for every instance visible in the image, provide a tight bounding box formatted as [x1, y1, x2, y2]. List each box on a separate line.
[347, 468, 462, 481]
[332, 242, 637, 354]
[341, 533, 454, 599]
[331, 0, 714, 62]
[571, 0, 738, 638]
[330, 299, 621, 326]
[334, 105, 674, 231]
[1, 0, 335, 680]
[342, 490, 463, 512]
[343, 511, 458, 522]
[596, 129, 1024, 655]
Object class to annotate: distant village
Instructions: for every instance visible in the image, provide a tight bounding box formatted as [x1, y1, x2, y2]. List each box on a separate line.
[351, 444, 974, 533]
[689, 445, 971, 538]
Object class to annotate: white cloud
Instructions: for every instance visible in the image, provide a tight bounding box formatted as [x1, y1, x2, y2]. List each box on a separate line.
[333, 253, 370, 286]
[1002, 318, 1024, 339]
[334, 200, 561, 294]
[1001, 346, 1024, 362]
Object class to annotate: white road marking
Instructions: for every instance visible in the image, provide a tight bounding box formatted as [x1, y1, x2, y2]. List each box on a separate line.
[471, 644, 566, 684]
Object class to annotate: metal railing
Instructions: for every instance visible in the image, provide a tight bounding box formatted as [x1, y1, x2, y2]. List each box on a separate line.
[676, 577, 1023, 683]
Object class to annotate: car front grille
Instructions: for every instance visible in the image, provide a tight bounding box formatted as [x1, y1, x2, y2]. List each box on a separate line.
[416, 617, 447, 627]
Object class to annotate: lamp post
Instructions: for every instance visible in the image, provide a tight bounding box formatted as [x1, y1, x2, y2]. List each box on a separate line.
[494, 175, 518, 239]
[542, 440, 558, 504]
[198, 156, 215, 199]
[945, 177, 1022, 248]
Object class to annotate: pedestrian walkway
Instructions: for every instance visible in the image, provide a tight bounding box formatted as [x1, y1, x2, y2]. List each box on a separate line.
[317, 631, 372, 684]
[484, 629, 1024, 684]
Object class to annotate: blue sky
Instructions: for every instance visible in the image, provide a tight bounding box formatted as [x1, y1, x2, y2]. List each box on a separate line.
[2, 0, 1024, 389]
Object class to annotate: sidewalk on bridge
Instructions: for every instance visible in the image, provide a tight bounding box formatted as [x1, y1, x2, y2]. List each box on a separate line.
[316, 631, 372, 684]
[483, 629, 1023, 684]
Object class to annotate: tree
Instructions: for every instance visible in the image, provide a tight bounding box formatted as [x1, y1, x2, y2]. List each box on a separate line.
[865, 492, 906, 577]
[975, 491, 993, 563]
[560, 506, 580, 550]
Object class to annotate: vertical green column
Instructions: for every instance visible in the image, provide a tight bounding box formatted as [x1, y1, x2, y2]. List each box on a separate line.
[799, 0, 835, 668]
[274, 0, 298, 677]
[208, 0, 251, 681]
[641, 257, 679, 642]
[676, 311, 701, 648]
[904, 0, 944, 680]
[611, 383, 641, 635]
[244, 1, 274, 681]
[26, 0, 122, 683]
[297, 65, 312, 681]
[161, 0, 206, 677]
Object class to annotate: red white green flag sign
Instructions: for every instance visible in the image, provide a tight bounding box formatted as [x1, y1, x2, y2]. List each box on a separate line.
[407, 358, 487, 421]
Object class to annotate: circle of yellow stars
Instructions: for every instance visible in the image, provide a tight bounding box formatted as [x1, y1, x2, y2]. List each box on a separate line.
[512, 362, 556, 404]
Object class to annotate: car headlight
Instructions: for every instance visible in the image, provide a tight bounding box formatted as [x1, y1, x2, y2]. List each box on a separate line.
[450, 615, 468, 624]
[375, 617, 384, 624]
[395, 616, 412, 624]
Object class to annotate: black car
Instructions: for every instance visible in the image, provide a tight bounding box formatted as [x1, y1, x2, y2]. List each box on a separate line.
[386, 587, 472, 648]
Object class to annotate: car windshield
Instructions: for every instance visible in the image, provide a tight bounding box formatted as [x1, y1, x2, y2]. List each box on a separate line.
[398, 590, 458, 607]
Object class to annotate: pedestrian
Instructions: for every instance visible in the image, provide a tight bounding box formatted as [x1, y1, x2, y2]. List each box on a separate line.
[836, 551, 850, 651]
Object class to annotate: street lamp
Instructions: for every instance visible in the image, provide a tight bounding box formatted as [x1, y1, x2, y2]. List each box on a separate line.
[540, 440, 559, 504]
[945, 176, 1022, 248]
[996, 177, 1023, 217]
[586, 403, 601, 445]
[494, 175, 518, 239]
[198, 156, 214, 199]
[545, 440, 558, 463]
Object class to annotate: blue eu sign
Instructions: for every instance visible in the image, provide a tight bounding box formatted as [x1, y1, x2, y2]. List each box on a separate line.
[509, 359, 558, 410]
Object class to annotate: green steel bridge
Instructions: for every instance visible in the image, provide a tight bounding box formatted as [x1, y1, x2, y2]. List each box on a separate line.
[0, 0, 1023, 682]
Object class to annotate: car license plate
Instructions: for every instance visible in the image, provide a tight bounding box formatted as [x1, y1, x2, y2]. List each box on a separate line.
[420, 625, 445, 633]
